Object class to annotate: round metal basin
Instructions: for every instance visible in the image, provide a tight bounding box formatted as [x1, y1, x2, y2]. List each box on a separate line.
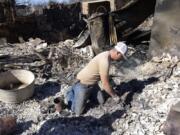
[0, 70, 35, 103]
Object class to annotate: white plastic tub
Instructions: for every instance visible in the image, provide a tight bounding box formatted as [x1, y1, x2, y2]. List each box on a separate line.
[0, 70, 35, 103]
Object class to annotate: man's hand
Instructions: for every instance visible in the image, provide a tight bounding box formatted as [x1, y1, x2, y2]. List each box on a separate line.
[112, 94, 121, 103]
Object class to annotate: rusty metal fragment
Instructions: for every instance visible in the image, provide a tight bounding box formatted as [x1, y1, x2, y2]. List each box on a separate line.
[149, 0, 180, 58]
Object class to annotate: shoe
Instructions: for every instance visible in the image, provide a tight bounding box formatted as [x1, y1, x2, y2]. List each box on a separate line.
[54, 97, 66, 113]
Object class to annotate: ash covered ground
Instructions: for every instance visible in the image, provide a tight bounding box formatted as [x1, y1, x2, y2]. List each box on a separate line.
[0, 37, 179, 135]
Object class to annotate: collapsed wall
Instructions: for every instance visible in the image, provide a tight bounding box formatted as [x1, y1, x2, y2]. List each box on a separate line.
[0, 2, 85, 43]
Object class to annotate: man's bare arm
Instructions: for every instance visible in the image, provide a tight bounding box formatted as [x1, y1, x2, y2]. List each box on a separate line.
[100, 74, 116, 97]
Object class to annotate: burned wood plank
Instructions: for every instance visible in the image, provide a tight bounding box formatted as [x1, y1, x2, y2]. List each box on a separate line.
[74, 28, 90, 48]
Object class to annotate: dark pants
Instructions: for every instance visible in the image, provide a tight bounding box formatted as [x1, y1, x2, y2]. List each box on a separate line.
[65, 82, 105, 116]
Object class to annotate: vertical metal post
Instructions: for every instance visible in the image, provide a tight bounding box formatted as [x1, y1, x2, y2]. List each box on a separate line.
[88, 14, 110, 54]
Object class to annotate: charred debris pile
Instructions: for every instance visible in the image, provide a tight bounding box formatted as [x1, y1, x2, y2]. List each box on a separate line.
[0, 37, 179, 135]
[0, 1, 85, 43]
[0, 0, 179, 135]
[0, 0, 156, 44]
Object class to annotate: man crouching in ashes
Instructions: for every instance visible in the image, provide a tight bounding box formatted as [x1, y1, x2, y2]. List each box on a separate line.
[61, 42, 128, 116]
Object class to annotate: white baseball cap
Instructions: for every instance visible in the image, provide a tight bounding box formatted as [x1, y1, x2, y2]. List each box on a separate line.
[114, 42, 128, 59]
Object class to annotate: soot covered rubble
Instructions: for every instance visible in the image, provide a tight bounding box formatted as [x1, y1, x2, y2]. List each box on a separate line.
[0, 38, 179, 135]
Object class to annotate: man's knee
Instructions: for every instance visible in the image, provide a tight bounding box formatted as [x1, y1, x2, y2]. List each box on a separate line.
[72, 83, 91, 115]
[72, 95, 87, 116]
